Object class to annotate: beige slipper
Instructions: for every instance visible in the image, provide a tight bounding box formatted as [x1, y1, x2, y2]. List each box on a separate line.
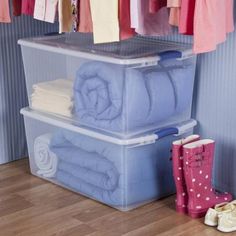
[217, 201, 236, 233]
[204, 202, 231, 226]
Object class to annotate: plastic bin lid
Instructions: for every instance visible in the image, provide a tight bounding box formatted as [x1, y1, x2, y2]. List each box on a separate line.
[20, 107, 197, 146]
[18, 33, 194, 65]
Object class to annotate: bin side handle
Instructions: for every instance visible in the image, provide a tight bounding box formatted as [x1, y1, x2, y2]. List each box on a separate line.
[154, 119, 197, 140]
[154, 127, 179, 139]
[158, 50, 182, 61]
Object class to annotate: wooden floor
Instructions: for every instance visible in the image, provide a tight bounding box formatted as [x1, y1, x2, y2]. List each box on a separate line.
[0, 159, 233, 236]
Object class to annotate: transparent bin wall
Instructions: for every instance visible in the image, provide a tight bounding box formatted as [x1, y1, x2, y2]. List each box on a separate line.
[20, 46, 90, 103]
[21, 44, 196, 137]
[23, 113, 192, 211]
[74, 56, 197, 136]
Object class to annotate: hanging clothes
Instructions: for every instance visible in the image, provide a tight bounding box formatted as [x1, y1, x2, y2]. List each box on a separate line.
[34, 0, 58, 23]
[179, 0, 195, 35]
[119, 0, 135, 40]
[58, 0, 72, 33]
[149, 0, 167, 13]
[167, 0, 181, 26]
[226, 0, 234, 33]
[90, 0, 120, 43]
[22, 0, 35, 16]
[71, 0, 79, 32]
[193, 0, 234, 53]
[78, 0, 93, 33]
[135, 0, 171, 36]
[219, 0, 234, 40]
[130, 0, 139, 29]
[167, 0, 180, 6]
[12, 0, 22, 16]
[0, 0, 11, 23]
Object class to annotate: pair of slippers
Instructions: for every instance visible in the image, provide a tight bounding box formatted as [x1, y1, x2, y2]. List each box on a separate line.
[205, 200, 236, 233]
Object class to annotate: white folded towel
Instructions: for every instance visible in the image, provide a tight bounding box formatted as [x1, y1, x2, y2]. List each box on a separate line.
[31, 101, 73, 117]
[31, 92, 72, 104]
[32, 79, 73, 100]
[31, 79, 74, 117]
[34, 133, 58, 178]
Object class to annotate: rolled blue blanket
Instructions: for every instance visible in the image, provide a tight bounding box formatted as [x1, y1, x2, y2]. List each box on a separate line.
[74, 61, 195, 132]
[53, 146, 118, 191]
[50, 129, 175, 207]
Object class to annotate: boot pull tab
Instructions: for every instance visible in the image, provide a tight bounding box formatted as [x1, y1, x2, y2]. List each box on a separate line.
[188, 151, 210, 167]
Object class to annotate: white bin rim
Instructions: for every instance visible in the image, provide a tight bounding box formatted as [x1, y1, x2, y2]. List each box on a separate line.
[21, 107, 197, 146]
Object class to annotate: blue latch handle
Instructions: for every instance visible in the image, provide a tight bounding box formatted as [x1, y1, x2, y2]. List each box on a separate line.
[158, 50, 182, 61]
[154, 127, 179, 139]
[44, 32, 61, 36]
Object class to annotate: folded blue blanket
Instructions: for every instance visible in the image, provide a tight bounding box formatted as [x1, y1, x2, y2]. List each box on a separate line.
[74, 61, 194, 132]
[50, 129, 175, 207]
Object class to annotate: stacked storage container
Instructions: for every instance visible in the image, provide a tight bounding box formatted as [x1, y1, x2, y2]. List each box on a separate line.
[19, 33, 197, 211]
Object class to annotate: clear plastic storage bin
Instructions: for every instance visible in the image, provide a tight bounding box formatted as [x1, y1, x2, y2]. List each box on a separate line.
[21, 107, 197, 211]
[19, 33, 197, 137]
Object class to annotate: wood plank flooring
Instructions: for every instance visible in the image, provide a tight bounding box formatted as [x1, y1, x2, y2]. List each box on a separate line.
[0, 159, 233, 236]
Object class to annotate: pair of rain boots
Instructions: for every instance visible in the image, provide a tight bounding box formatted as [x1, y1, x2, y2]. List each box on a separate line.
[172, 135, 232, 218]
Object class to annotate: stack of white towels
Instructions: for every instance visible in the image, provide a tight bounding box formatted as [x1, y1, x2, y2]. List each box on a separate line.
[31, 79, 74, 117]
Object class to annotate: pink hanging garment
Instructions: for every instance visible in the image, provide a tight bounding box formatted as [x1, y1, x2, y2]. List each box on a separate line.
[168, 0, 180, 5]
[167, 0, 181, 26]
[22, 0, 35, 16]
[0, 0, 11, 23]
[78, 0, 93, 33]
[149, 0, 167, 13]
[12, 0, 22, 16]
[179, 0, 195, 35]
[135, 0, 171, 36]
[34, 0, 58, 23]
[119, 0, 135, 40]
[225, 0, 234, 34]
[193, 0, 234, 54]
[169, 9, 180, 26]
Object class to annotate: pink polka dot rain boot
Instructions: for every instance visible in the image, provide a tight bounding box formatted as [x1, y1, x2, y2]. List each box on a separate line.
[183, 139, 232, 218]
[172, 135, 200, 214]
